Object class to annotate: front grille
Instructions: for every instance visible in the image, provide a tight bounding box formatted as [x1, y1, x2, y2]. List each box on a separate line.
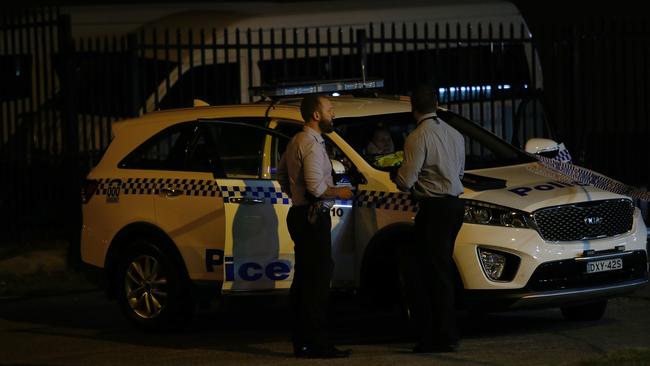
[527, 250, 647, 292]
[533, 199, 634, 242]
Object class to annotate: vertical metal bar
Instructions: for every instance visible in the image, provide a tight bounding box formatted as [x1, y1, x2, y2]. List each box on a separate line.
[9, 11, 17, 147]
[281, 28, 287, 80]
[235, 28, 240, 103]
[304, 28, 310, 79]
[437, 23, 446, 105]
[316, 27, 321, 79]
[488, 23, 496, 138]
[78, 37, 87, 156]
[152, 29, 159, 109]
[270, 28, 276, 84]
[368, 23, 374, 77]
[58, 13, 80, 245]
[338, 27, 343, 79]
[467, 23, 474, 122]
[164, 29, 170, 110]
[401, 23, 407, 93]
[140, 30, 147, 113]
[356, 29, 367, 82]
[455, 22, 462, 116]
[497, 23, 504, 141]
[176, 28, 183, 108]
[18, 9, 28, 238]
[478, 23, 485, 133]
[224, 27, 231, 104]
[31, 9, 44, 163]
[188, 28, 195, 106]
[412, 23, 418, 84]
[444, 23, 452, 108]
[529, 24, 539, 137]
[326, 27, 332, 80]
[349, 27, 354, 77]
[424, 22, 429, 85]
[380, 23, 386, 89]
[212, 28, 217, 104]
[200, 28, 206, 103]
[127, 32, 140, 117]
[391, 23, 397, 93]
[246, 28, 252, 102]
[258, 28, 265, 86]
[518, 22, 527, 142]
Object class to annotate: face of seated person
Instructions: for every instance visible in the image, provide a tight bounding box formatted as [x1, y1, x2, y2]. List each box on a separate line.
[366, 129, 394, 155]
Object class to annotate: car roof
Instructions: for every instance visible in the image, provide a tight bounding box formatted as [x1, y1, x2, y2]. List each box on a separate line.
[112, 96, 411, 137]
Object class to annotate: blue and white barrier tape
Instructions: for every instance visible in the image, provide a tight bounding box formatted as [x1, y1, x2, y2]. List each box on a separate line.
[528, 155, 650, 201]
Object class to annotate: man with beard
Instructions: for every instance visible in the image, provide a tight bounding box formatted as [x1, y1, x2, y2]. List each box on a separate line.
[278, 94, 354, 358]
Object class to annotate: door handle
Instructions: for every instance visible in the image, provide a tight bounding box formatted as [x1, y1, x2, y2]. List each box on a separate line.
[160, 188, 184, 197]
[230, 197, 265, 205]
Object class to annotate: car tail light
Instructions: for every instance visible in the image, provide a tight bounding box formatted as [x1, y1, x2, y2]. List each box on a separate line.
[81, 179, 99, 203]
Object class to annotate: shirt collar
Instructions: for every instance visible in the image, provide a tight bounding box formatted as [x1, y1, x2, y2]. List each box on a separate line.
[303, 125, 325, 143]
[417, 112, 438, 125]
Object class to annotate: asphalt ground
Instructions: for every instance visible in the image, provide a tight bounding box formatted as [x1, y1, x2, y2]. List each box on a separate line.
[0, 240, 649, 365]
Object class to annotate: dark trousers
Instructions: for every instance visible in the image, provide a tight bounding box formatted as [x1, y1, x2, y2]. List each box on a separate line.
[286, 205, 334, 349]
[408, 196, 465, 346]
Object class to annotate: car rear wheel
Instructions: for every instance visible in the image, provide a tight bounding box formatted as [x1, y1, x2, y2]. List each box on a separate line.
[116, 239, 194, 331]
[560, 300, 608, 321]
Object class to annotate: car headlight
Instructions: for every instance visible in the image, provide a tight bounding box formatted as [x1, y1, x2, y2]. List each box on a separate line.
[463, 199, 535, 229]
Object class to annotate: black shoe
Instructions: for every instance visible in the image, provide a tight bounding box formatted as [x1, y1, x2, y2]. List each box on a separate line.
[294, 345, 351, 359]
[412, 342, 458, 353]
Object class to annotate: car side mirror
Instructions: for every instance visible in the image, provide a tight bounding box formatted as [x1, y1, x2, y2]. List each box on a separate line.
[525, 138, 573, 163]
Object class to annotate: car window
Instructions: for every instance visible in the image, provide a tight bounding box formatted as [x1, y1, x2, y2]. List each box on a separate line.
[195, 123, 267, 178]
[119, 122, 194, 170]
[270, 121, 360, 185]
[334, 111, 535, 171]
[269, 122, 302, 179]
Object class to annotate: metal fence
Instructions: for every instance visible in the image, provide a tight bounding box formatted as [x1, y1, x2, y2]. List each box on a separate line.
[4, 8, 647, 241]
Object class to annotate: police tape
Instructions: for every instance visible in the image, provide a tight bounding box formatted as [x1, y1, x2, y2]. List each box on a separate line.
[528, 155, 650, 201]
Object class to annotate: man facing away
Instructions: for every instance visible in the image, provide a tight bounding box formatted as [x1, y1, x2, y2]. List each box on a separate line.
[277, 94, 354, 359]
[391, 84, 466, 353]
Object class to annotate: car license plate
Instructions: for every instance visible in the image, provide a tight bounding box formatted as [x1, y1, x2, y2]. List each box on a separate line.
[585, 258, 623, 274]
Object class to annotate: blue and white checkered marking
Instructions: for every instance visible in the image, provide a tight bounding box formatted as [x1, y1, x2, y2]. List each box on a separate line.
[221, 185, 290, 204]
[355, 190, 418, 212]
[94, 178, 423, 209]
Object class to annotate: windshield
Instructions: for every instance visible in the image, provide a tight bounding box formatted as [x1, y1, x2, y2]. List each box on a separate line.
[333, 110, 536, 171]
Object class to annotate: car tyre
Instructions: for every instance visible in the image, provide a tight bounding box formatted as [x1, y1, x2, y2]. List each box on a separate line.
[115, 238, 194, 331]
[560, 300, 608, 321]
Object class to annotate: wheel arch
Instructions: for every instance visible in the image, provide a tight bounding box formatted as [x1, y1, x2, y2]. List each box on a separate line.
[359, 221, 465, 309]
[104, 222, 190, 299]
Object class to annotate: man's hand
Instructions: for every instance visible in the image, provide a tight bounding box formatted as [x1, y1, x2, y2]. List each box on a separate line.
[336, 187, 354, 200]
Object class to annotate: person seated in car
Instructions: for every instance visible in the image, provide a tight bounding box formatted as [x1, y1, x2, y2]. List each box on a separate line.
[365, 127, 395, 156]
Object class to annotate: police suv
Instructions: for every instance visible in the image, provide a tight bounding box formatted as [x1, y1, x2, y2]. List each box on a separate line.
[80, 80, 648, 330]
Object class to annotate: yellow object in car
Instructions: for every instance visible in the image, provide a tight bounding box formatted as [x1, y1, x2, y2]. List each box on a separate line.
[373, 150, 404, 167]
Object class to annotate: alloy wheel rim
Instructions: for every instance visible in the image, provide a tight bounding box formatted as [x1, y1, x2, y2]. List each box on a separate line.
[124, 255, 168, 319]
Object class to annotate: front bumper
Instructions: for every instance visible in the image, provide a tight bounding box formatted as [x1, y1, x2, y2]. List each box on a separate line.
[462, 249, 648, 310]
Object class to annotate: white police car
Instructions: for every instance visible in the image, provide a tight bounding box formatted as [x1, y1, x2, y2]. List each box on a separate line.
[80, 80, 648, 330]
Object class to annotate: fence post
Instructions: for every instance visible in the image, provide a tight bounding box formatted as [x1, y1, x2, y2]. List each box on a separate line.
[127, 32, 141, 117]
[356, 29, 368, 82]
[57, 13, 82, 267]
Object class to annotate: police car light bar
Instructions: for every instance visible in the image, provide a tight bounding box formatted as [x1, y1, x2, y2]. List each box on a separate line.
[250, 78, 384, 98]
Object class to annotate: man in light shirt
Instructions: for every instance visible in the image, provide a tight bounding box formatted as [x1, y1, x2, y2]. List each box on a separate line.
[392, 84, 465, 353]
[278, 94, 353, 359]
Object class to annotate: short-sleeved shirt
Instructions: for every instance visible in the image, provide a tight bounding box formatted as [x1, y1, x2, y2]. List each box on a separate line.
[394, 112, 465, 199]
[277, 126, 333, 206]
